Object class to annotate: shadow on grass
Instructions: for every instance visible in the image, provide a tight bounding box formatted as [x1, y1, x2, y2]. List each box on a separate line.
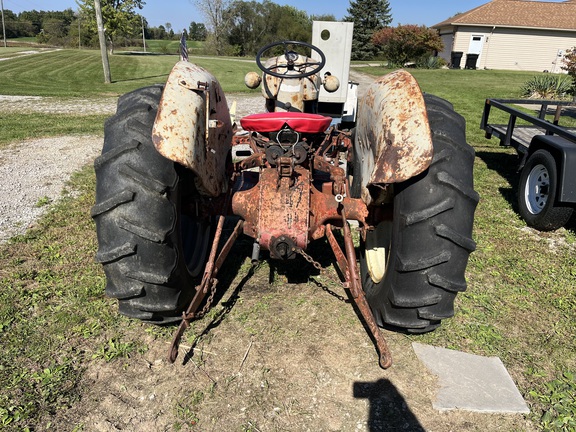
[268, 236, 334, 284]
[111, 73, 170, 84]
[476, 149, 520, 211]
[115, 51, 175, 56]
[353, 379, 425, 431]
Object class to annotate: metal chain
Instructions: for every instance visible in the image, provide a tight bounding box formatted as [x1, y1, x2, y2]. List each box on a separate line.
[184, 278, 218, 321]
[183, 255, 262, 322]
[295, 247, 349, 303]
[295, 247, 322, 271]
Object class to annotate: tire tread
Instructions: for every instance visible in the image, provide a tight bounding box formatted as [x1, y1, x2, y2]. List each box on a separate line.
[360, 93, 478, 332]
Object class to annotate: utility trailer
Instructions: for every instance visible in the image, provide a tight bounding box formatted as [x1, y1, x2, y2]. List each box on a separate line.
[481, 98, 576, 230]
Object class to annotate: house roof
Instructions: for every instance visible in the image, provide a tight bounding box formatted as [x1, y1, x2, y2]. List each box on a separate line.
[432, 0, 576, 31]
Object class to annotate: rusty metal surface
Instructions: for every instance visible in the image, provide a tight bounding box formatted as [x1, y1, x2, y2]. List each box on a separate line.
[168, 217, 244, 363]
[355, 69, 433, 206]
[325, 215, 393, 369]
[152, 61, 233, 197]
[309, 187, 367, 240]
[232, 166, 310, 257]
[325, 224, 348, 278]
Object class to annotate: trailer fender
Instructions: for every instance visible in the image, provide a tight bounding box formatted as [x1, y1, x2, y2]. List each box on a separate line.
[354, 70, 433, 206]
[152, 61, 233, 197]
[528, 135, 576, 203]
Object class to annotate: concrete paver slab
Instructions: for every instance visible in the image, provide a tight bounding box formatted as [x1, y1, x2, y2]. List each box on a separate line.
[412, 342, 530, 413]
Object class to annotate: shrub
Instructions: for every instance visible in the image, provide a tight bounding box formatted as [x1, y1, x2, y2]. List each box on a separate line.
[416, 55, 446, 69]
[521, 74, 573, 99]
[561, 47, 576, 96]
[372, 24, 443, 67]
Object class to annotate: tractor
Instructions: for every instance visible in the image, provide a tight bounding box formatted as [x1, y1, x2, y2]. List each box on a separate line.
[91, 22, 478, 368]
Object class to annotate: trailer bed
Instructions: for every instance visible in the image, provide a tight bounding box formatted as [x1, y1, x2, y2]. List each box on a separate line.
[488, 124, 576, 150]
[481, 99, 576, 153]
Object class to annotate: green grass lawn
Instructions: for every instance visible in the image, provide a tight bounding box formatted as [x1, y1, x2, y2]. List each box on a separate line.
[0, 52, 575, 430]
[0, 49, 257, 97]
[0, 49, 258, 146]
[0, 113, 108, 147]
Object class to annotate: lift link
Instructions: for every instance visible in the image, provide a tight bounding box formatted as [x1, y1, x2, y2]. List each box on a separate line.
[168, 217, 244, 363]
[325, 210, 393, 369]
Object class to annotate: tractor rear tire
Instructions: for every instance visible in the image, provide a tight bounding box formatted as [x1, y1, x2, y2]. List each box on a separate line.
[358, 94, 479, 333]
[91, 85, 212, 323]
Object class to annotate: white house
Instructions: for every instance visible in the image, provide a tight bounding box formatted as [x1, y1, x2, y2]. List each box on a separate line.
[432, 0, 576, 72]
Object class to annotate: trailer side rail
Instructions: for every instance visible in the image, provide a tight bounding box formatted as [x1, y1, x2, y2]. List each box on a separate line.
[480, 99, 576, 150]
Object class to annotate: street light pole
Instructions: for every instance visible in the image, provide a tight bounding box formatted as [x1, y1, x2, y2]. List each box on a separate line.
[94, 0, 111, 83]
[141, 15, 146, 53]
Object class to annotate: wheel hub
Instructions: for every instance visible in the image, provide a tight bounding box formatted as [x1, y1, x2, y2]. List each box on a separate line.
[525, 164, 550, 214]
[365, 221, 392, 284]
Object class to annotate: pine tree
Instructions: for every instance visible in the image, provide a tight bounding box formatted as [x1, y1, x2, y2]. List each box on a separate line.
[345, 0, 392, 60]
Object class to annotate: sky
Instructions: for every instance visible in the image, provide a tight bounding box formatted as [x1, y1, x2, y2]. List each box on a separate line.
[2, 0, 489, 31]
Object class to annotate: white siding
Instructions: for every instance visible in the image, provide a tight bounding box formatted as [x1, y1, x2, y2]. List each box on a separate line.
[438, 31, 455, 62]
[452, 25, 576, 72]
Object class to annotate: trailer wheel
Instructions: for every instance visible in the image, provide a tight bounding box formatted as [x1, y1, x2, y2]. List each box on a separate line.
[357, 94, 479, 333]
[518, 150, 573, 231]
[91, 85, 212, 323]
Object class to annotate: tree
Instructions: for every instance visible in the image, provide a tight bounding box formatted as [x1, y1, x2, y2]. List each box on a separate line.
[345, 0, 392, 60]
[224, 1, 312, 56]
[310, 14, 336, 22]
[1, 10, 21, 38]
[188, 21, 207, 41]
[271, 4, 310, 43]
[225, 1, 269, 56]
[164, 21, 175, 38]
[34, 9, 76, 44]
[372, 24, 443, 67]
[77, 0, 145, 53]
[18, 10, 43, 35]
[196, 0, 232, 55]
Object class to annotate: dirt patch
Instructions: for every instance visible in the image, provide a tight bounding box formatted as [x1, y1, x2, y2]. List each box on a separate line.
[55, 263, 534, 431]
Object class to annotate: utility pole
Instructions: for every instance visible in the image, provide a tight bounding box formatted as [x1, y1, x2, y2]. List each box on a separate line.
[94, 0, 111, 83]
[1, 0, 7, 48]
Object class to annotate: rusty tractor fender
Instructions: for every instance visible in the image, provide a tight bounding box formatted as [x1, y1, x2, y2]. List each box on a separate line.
[152, 61, 233, 197]
[354, 70, 433, 206]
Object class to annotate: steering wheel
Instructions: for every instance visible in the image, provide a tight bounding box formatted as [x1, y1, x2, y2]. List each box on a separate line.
[256, 41, 326, 79]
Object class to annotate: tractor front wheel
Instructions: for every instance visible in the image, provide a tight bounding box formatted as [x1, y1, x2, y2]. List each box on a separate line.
[91, 85, 212, 323]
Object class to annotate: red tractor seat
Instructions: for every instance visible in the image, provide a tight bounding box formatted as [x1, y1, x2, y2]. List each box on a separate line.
[240, 112, 332, 134]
